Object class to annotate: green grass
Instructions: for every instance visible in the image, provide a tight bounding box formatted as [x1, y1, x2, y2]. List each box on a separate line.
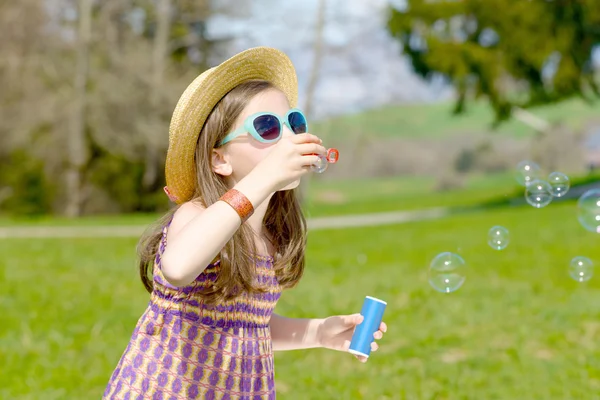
[314, 97, 600, 140]
[2, 199, 600, 398]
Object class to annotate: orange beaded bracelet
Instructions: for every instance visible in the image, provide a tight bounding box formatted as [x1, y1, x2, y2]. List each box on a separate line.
[219, 189, 254, 223]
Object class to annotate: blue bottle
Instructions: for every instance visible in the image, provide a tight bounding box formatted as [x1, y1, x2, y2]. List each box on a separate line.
[348, 296, 387, 358]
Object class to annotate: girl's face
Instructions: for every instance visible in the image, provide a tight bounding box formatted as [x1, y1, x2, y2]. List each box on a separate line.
[212, 88, 300, 190]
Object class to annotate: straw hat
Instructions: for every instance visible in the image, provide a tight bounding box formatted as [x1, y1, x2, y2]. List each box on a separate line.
[164, 46, 298, 204]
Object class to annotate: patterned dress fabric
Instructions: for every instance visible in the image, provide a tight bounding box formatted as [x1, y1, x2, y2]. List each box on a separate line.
[103, 223, 282, 399]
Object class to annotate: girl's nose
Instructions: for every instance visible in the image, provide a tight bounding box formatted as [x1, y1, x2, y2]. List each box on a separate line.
[281, 123, 295, 139]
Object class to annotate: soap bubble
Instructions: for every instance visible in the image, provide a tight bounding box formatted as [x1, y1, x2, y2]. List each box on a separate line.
[311, 155, 328, 173]
[515, 160, 541, 187]
[428, 252, 466, 293]
[488, 226, 510, 250]
[548, 172, 570, 197]
[569, 256, 594, 282]
[525, 180, 552, 208]
[577, 189, 600, 233]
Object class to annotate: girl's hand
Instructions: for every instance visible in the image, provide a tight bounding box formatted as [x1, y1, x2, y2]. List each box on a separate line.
[252, 133, 327, 193]
[317, 314, 387, 363]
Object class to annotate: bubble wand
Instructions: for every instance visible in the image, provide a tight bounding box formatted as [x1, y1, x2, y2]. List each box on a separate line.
[311, 148, 339, 173]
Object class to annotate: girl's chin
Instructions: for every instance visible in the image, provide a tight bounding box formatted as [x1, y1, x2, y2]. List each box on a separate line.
[280, 179, 301, 191]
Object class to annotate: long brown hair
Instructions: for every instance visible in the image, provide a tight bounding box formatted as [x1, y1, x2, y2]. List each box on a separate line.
[138, 80, 307, 303]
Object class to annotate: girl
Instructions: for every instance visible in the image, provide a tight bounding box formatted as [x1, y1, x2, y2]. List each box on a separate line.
[103, 47, 387, 400]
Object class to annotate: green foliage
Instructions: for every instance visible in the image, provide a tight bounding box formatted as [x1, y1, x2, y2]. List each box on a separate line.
[0, 149, 54, 216]
[86, 138, 169, 213]
[387, 0, 600, 125]
[454, 147, 477, 172]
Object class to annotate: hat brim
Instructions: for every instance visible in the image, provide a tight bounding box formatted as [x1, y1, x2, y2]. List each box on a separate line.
[165, 47, 298, 204]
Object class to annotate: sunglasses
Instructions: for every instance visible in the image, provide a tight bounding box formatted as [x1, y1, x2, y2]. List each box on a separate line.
[218, 108, 308, 146]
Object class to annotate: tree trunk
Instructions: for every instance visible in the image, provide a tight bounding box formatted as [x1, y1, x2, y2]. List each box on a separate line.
[303, 0, 326, 120]
[143, 0, 172, 190]
[65, 0, 92, 217]
[299, 0, 327, 202]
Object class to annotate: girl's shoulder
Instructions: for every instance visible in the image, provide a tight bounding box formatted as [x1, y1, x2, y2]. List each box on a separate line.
[166, 200, 206, 244]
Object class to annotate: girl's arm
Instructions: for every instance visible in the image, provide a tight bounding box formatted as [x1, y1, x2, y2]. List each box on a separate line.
[269, 313, 325, 351]
[161, 133, 325, 287]
[161, 172, 272, 287]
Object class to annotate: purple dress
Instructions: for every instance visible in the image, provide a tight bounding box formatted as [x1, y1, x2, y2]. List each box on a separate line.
[103, 223, 281, 399]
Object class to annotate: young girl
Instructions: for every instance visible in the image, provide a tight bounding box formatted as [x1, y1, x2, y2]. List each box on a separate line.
[103, 47, 387, 400]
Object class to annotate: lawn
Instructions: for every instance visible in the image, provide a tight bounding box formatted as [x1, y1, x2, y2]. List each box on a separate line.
[2, 196, 600, 399]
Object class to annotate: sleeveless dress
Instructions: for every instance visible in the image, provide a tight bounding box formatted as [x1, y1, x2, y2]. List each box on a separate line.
[103, 223, 282, 399]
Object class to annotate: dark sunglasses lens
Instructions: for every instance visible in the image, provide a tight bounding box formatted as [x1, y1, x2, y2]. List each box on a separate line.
[253, 115, 281, 141]
[288, 112, 307, 134]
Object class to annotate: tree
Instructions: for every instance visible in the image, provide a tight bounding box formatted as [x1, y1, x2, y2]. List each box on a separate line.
[0, 0, 240, 215]
[387, 0, 600, 126]
[144, 0, 171, 191]
[65, 0, 92, 217]
[304, 0, 327, 120]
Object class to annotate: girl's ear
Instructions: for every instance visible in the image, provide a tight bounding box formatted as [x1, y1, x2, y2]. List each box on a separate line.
[212, 148, 233, 177]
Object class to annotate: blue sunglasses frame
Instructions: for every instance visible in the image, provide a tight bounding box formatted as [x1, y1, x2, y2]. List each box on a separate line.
[218, 108, 308, 146]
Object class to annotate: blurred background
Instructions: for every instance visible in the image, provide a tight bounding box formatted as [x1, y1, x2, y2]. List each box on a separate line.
[2, 0, 600, 399]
